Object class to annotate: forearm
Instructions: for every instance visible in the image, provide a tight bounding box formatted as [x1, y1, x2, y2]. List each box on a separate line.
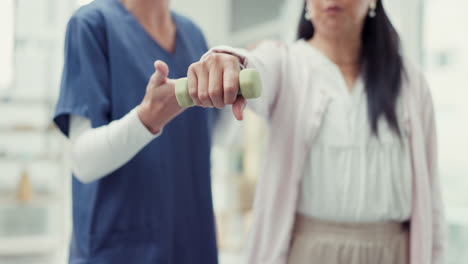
[69, 107, 161, 183]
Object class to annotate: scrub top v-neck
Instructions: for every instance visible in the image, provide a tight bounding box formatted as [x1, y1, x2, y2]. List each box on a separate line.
[53, 0, 218, 263]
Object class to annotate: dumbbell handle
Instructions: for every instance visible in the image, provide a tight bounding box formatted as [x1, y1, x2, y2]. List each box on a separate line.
[175, 69, 262, 107]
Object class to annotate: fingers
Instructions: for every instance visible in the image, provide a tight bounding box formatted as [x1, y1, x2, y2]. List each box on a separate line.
[153, 60, 169, 86]
[188, 64, 202, 106]
[186, 53, 241, 109]
[223, 66, 240, 105]
[232, 96, 246, 121]
[197, 63, 213, 107]
[208, 63, 225, 109]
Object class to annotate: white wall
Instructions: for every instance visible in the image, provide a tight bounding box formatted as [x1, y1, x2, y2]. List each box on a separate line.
[0, 0, 15, 91]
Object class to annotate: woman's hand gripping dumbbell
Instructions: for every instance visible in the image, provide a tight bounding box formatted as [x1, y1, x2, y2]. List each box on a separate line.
[175, 52, 262, 120]
[138, 56, 261, 134]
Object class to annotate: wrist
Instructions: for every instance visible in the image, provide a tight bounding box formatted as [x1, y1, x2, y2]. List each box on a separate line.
[137, 103, 164, 135]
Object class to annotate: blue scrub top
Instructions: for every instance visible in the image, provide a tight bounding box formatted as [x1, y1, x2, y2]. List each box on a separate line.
[54, 0, 218, 263]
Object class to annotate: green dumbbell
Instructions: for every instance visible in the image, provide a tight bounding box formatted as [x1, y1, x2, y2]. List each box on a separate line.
[175, 68, 262, 108]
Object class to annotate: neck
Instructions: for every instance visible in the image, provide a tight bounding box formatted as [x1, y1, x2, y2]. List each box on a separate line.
[120, 0, 172, 29]
[309, 30, 362, 67]
[120, 0, 176, 53]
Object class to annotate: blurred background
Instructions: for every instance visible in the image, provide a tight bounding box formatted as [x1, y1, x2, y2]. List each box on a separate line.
[0, 0, 467, 263]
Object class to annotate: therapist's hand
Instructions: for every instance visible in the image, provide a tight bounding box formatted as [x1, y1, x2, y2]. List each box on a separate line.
[187, 53, 247, 120]
[138, 60, 183, 134]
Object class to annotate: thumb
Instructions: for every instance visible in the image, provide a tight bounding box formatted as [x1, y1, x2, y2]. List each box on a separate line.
[232, 96, 246, 121]
[153, 60, 170, 86]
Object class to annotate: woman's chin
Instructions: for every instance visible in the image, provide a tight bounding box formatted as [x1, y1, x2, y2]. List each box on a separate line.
[317, 24, 348, 38]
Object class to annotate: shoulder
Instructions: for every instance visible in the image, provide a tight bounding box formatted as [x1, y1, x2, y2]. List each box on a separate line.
[250, 39, 289, 52]
[72, 0, 108, 23]
[64, 0, 114, 49]
[249, 40, 290, 61]
[68, 0, 112, 32]
[401, 57, 433, 105]
[172, 12, 208, 53]
[400, 57, 436, 126]
[172, 12, 205, 39]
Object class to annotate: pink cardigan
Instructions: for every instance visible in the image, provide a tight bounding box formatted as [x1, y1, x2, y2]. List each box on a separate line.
[207, 40, 446, 264]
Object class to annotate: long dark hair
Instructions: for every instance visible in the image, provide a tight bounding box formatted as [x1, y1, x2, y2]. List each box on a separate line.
[298, 1, 405, 135]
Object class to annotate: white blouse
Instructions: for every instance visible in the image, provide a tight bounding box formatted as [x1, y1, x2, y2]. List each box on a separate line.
[298, 58, 412, 223]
